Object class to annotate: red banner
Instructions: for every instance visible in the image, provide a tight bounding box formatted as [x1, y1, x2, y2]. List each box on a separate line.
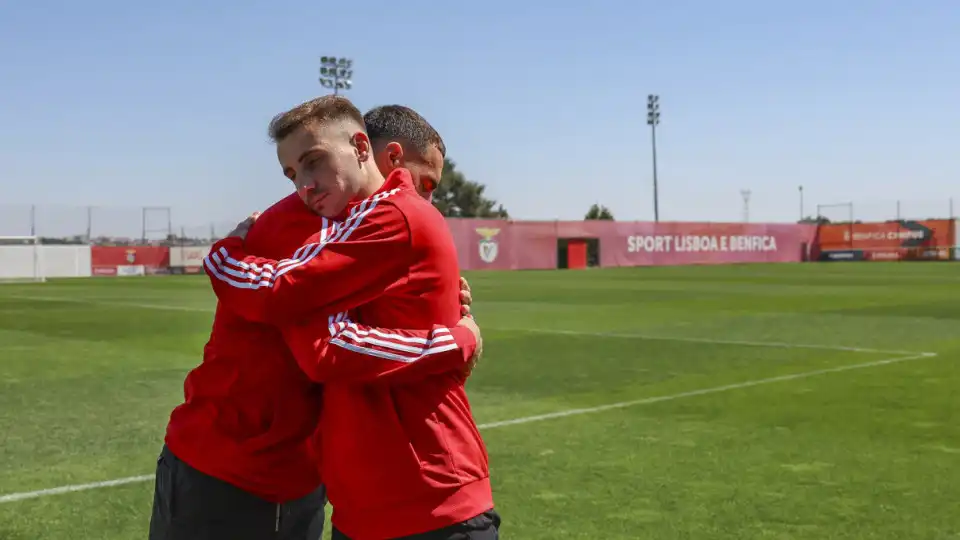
[598, 222, 815, 267]
[90, 246, 170, 274]
[448, 220, 816, 270]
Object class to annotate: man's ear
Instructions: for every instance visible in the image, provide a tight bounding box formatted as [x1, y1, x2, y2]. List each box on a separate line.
[385, 141, 404, 167]
[352, 131, 372, 162]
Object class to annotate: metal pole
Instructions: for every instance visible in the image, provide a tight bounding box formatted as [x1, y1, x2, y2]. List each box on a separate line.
[142, 207, 147, 243]
[646, 94, 661, 222]
[799, 186, 804, 220]
[651, 124, 659, 222]
[30, 204, 36, 236]
[86, 206, 93, 241]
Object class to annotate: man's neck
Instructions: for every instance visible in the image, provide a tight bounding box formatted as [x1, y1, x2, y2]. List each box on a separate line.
[355, 168, 386, 199]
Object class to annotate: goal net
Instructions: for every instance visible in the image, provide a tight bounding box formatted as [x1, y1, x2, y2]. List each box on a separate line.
[0, 236, 46, 283]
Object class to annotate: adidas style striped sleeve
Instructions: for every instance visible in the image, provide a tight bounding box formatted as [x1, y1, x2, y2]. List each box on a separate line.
[204, 199, 411, 325]
[281, 312, 478, 384]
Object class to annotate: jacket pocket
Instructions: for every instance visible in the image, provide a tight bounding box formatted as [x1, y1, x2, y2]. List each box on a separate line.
[387, 388, 424, 469]
[393, 378, 489, 486]
[323, 387, 426, 510]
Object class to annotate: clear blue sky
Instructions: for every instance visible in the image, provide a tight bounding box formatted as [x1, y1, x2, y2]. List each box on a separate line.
[1, 0, 958, 237]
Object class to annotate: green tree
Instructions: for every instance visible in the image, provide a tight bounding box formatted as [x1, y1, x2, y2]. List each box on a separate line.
[585, 203, 614, 220]
[432, 158, 509, 218]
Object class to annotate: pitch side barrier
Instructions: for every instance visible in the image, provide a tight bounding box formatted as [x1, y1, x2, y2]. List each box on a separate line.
[2, 221, 823, 279]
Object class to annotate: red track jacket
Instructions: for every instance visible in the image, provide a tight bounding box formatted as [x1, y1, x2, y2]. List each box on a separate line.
[165, 189, 476, 504]
[204, 169, 494, 539]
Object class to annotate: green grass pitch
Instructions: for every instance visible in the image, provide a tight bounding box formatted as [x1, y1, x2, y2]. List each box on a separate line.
[1, 263, 959, 539]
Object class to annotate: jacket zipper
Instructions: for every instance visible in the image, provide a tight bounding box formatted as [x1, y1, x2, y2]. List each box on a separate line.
[275, 503, 281, 532]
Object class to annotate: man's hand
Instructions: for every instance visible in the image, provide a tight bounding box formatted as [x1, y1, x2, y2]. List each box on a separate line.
[226, 212, 260, 241]
[456, 314, 482, 377]
[459, 276, 472, 317]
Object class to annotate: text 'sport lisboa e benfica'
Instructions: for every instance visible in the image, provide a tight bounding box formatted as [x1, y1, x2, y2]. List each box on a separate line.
[814, 219, 957, 262]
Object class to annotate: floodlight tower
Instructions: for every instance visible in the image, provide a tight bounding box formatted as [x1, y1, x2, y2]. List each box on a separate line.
[741, 189, 752, 222]
[646, 94, 661, 222]
[799, 185, 805, 220]
[319, 56, 353, 95]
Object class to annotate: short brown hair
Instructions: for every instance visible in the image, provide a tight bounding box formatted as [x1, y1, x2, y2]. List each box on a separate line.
[267, 95, 366, 143]
[363, 105, 446, 157]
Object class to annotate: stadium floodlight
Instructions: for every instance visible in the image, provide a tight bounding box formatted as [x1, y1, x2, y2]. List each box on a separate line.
[319, 56, 354, 95]
[741, 189, 752, 222]
[646, 94, 661, 222]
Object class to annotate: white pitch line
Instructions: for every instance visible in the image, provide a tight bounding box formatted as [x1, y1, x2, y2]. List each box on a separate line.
[0, 475, 153, 504]
[2, 294, 208, 313]
[1, 294, 919, 355]
[508, 328, 922, 355]
[477, 351, 936, 428]
[0, 350, 938, 505]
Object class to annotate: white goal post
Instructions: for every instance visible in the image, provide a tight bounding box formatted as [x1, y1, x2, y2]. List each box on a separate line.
[0, 236, 46, 283]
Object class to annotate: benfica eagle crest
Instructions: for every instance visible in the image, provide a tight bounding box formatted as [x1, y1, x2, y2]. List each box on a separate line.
[475, 227, 501, 263]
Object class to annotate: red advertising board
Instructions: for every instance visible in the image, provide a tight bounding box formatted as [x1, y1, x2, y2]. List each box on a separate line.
[447, 220, 816, 270]
[90, 246, 170, 275]
[815, 219, 956, 261]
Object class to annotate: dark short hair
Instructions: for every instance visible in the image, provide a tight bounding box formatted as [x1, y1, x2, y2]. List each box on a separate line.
[363, 105, 446, 157]
[268, 95, 365, 143]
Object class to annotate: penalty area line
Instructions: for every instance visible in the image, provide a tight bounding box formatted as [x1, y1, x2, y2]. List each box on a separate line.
[0, 349, 937, 505]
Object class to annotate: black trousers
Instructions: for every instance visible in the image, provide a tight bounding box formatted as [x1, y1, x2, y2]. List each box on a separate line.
[331, 509, 500, 540]
[149, 445, 327, 540]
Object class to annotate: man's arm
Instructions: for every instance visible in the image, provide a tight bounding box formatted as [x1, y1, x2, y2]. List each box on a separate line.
[203, 197, 410, 325]
[284, 272, 482, 384]
[282, 312, 481, 384]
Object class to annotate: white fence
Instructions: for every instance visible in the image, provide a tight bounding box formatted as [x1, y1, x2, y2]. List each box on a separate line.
[0, 245, 92, 279]
[170, 245, 211, 268]
[0, 245, 213, 280]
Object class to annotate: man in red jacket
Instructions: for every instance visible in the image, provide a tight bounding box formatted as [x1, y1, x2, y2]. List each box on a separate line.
[151, 101, 481, 540]
[204, 95, 498, 539]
